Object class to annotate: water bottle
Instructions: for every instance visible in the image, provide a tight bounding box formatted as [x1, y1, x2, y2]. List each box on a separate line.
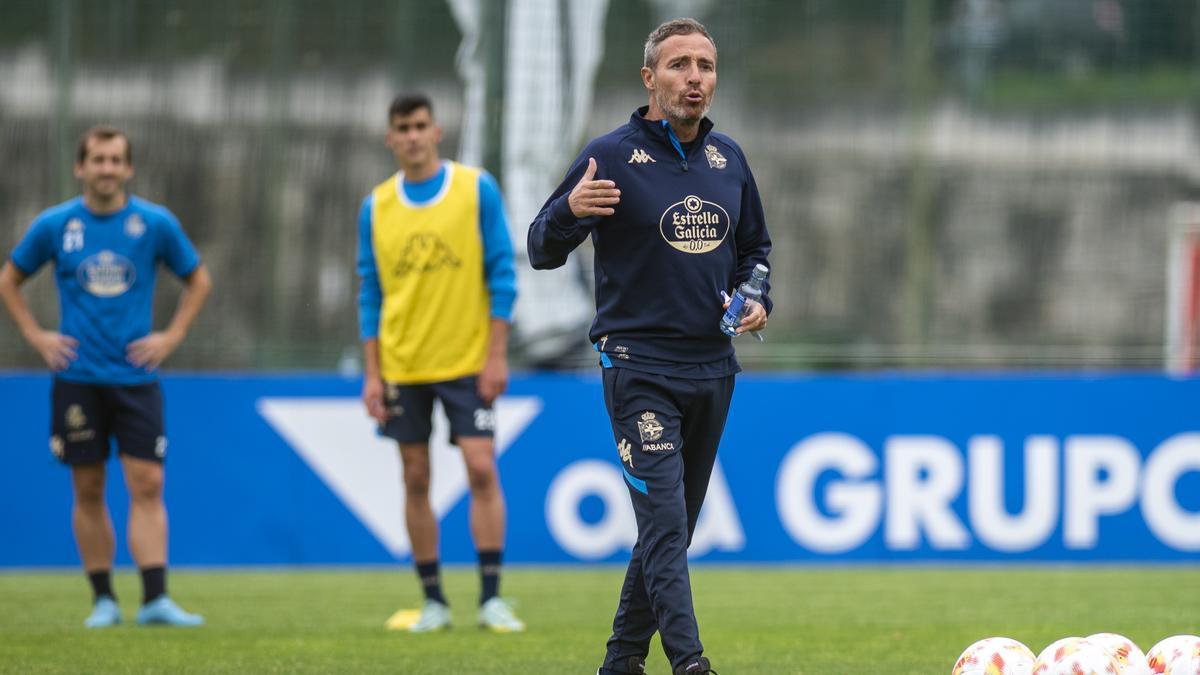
[720, 264, 768, 337]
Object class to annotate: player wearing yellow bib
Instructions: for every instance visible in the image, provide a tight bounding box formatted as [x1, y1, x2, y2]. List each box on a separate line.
[357, 94, 522, 633]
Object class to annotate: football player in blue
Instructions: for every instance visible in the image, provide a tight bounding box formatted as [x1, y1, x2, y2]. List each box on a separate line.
[528, 18, 771, 675]
[0, 126, 212, 628]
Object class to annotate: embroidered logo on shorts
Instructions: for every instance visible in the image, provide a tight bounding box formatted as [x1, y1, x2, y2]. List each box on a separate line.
[474, 408, 496, 431]
[384, 383, 404, 416]
[637, 411, 664, 442]
[64, 404, 95, 442]
[618, 438, 633, 468]
[66, 405, 86, 429]
[155, 436, 168, 458]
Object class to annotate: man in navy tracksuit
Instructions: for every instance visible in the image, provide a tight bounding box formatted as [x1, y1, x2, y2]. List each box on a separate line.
[527, 18, 772, 675]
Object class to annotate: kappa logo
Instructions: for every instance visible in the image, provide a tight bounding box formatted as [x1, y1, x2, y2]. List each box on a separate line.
[637, 411, 664, 443]
[618, 438, 633, 468]
[393, 233, 461, 278]
[628, 148, 656, 164]
[63, 218, 84, 253]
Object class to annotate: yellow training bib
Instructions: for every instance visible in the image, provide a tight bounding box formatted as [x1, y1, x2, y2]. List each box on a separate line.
[370, 162, 489, 384]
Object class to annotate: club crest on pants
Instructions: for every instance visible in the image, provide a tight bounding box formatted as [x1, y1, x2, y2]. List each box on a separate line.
[637, 411, 663, 442]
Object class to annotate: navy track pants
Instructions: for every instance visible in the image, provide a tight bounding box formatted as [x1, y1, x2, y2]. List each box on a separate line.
[598, 366, 735, 673]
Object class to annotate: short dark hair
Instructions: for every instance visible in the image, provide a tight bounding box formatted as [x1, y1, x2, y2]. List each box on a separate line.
[76, 125, 132, 164]
[643, 18, 716, 69]
[388, 93, 433, 121]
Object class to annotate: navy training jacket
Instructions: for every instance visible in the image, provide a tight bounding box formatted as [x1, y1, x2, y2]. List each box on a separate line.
[528, 107, 773, 373]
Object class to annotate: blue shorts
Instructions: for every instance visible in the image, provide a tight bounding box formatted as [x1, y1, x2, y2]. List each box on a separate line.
[50, 379, 166, 465]
[379, 376, 495, 445]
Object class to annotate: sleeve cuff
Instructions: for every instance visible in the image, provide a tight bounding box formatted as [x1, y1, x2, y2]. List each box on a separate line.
[359, 312, 380, 340]
[489, 295, 516, 323]
[178, 259, 201, 278]
[9, 257, 36, 276]
[548, 195, 585, 235]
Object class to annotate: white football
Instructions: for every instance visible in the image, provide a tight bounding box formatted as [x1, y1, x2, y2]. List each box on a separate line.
[1035, 638, 1091, 673]
[952, 636, 1036, 675]
[1033, 637, 1120, 675]
[1087, 633, 1151, 675]
[1147, 635, 1200, 675]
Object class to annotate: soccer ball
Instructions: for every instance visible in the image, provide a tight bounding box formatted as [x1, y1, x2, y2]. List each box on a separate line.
[1147, 635, 1200, 674]
[1087, 633, 1151, 675]
[1034, 637, 1090, 672]
[1033, 637, 1120, 675]
[952, 636, 1036, 675]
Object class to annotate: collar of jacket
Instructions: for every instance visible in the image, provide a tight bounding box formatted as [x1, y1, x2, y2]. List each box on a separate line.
[629, 106, 715, 154]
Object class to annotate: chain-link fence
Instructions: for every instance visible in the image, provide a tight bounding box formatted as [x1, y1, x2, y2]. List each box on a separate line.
[3, 0, 1199, 371]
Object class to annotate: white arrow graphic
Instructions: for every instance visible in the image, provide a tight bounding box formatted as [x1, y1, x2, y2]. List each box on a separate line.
[257, 396, 543, 559]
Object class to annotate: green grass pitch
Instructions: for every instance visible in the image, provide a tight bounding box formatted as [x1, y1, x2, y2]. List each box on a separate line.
[1, 566, 1197, 673]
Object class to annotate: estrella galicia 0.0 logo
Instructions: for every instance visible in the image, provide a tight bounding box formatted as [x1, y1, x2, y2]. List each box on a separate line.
[659, 195, 730, 254]
[77, 250, 136, 297]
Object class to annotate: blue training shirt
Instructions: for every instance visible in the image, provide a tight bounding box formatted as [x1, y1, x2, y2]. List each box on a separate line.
[9, 196, 201, 385]
[357, 161, 517, 340]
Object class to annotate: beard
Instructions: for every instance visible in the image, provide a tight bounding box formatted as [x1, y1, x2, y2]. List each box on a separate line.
[655, 87, 710, 125]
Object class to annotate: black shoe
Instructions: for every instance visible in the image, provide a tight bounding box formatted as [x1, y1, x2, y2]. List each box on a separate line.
[673, 656, 718, 675]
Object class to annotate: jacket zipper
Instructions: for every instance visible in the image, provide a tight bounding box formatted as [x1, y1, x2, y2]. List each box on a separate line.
[661, 120, 689, 172]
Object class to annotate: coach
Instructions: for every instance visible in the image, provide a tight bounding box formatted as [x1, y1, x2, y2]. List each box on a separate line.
[527, 17, 773, 675]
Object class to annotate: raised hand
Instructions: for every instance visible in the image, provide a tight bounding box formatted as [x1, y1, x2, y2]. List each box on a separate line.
[568, 157, 621, 218]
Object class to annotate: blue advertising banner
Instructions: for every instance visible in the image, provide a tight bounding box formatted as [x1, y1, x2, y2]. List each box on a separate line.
[0, 372, 1197, 566]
